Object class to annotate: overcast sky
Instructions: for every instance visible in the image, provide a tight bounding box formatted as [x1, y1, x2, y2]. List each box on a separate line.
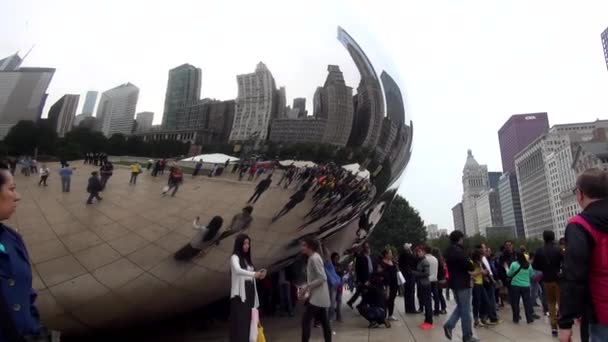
[2, 0, 608, 230]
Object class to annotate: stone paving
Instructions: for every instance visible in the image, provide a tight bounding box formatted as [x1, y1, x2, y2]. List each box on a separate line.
[169, 293, 583, 342]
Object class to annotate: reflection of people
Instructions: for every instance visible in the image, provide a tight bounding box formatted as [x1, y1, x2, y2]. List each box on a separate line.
[217, 207, 254, 243]
[299, 238, 332, 342]
[248, 175, 272, 203]
[86, 171, 103, 204]
[174, 216, 223, 261]
[230, 234, 266, 342]
[272, 189, 306, 222]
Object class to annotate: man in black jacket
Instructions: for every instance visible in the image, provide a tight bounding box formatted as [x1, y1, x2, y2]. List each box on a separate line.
[248, 174, 272, 203]
[559, 168, 608, 342]
[347, 242, 374, 309]
[398, 243, 418, 313]
[443, 230, 477, 342]
[86, 171, 103, 205]
[532, 230, 563, 337]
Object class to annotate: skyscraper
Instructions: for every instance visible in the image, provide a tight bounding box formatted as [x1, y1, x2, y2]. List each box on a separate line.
[293, 98, 307, 118]
[96, 83, 139, 137]
[47, 94, 80, 137]
[135, 112, 154, 132]
[0, 53, 23, 71]
[162, 64, 202, 129]
[498, 172, 525, 238]
[319, 65, 354, 147]
[452, 202, 466, 232]
[230, 62, 277, 141]
[0, 60, 55, 138]
[602, 26, 608, 70]
[81, 91, 98, 116]
[276, 87, 287, 118]
[461, 150, 489, 236]
[498, 112, 549, 173]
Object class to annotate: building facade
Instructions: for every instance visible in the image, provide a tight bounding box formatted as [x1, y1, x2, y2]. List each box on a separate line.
[0, 53, 23, 71]
[476, 188, 502, 236]
[498, 113, 550, 174]
[96, 83, 139, 137]
[269, 118, 327, 144]
[319, 65, 354, 147]
[174, 99, 235, 144]
[135, 112, 154, 132]
[602, 26, 608, 71]
[292, 98, 307, 118]
[498, 172, 525, 238]
[80, 91, 98, 116]
[0, 65, 55, 138]
[133, 127, 214, 145]
[230, 62, 277, 141]
[47, 94, 79, 137]
[461, 150, 489, 236]
[452, 202, 466, 232]
[162, 64, 202, 129]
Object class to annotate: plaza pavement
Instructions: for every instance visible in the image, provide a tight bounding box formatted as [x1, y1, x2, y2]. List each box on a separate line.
[167, 292, 582, 342]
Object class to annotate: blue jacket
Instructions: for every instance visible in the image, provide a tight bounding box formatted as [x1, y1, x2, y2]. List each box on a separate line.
[0, 224, 41, 341]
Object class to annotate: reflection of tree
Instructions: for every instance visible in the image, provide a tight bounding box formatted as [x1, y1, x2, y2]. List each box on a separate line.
[368, 196, 426, 253]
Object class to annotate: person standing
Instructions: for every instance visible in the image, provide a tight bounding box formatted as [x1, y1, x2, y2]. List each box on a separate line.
[38, 164, 49, 187]
[347, 242, 374, 309]
[431, 248, 448, 315]
[478, 243, 501, 325]
[559, 168, 608, 342]
[507, 252, 534, 324]
[423, 246, 439, 318]
[411, 246, 433, 330]
[59, 163, 73, 193]
[193, 159, 203, 177]
[398, 243, 418, 314]
[470, 249, 488, 328]
[129, 162, 142, 185]
[381, 248, 399, 321]
[299, 238, 332, 342]
[230, 234, 266, 342]
[533, 230, 562, 337]
[100, 161, 114, 190]
[331, 252, 344, 322]
[86, 171, 103, 204]
[443, 230, 478, 342]
[163, 166, 184, 197]
[248, 175, 272, 204]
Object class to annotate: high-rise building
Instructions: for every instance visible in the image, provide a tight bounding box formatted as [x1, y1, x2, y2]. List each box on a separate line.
[498, 113, 549, 173]
[0, 59, 55, 138]
[162, 64, 202, 129]
[452, 202, 466, 232]
[47, 94, 79, 137]
[498, 172, 525, 238]
[173, 99, 235, 144]
[337, 27, 384, 148]
[96, 83, 139, 137]
[319, 65, 354, 147]
[476, 188, 502, 236]
[461, 150, 489, 236]
[135, 112, 154, 132]
[313, 87, 323, 117]
[80, 91, 98, 116]
[276, 87, 287, 118]
[269, 117, 327, 144]
[207, 100, 235, 144]
[602, 26, 608, 71]
[0, 53, 23, 71]
[230, 62, 277, 141]
[293, 98, 307, 118]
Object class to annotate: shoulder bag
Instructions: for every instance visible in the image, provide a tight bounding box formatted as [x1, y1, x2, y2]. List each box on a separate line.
[506, 266, 523, 285]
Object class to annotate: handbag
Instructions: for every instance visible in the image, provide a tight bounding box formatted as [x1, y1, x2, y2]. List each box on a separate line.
[397, 271, 406, 286]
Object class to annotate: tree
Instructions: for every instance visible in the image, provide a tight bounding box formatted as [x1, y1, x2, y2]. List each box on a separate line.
[63, 127, 107, 153]
[4, 120, 58, 156]
[107, 134, 127, 155]
[368, 195, 426, 253]
[428, 233, 544, 255]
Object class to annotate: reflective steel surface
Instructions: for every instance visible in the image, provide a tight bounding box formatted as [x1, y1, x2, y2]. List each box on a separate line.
[8, 4, 412, 335]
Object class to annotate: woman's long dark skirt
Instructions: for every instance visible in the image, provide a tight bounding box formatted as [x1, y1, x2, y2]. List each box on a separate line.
[230, 281, 255, 342]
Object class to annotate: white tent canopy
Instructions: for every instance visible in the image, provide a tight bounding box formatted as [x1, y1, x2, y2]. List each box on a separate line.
[342, 163, 370, 179]
[181, 153, 239, 163]
[279, 160, 317, 168]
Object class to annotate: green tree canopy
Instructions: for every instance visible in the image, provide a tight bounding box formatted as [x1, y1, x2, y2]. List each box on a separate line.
[368, 195, 426, 253]
[428, 233, 543, 256]
[4, 120, 58, 156]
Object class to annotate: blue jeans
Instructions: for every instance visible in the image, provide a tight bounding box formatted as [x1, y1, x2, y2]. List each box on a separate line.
[445, 288, 473, 340]
[590, 323, 608, 342]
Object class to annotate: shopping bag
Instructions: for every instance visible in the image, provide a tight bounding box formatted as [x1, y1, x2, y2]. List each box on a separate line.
[249, 308, 259, 342]
[397, 271, 406, 286]
[257, 323, 266, 342]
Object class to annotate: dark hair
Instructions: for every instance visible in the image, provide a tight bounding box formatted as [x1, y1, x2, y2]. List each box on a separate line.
[0, 163, 9, 188]
[471, 249, 483, 262]
[233, 234, 253, 268]
[243, 206, 253, 214]
[431, 248, 444, 264]
[424, 245, 431, 254]
[504, 240, 513, 246]
[576, 168, 608, 199]
[449, 230, 464, 243]
[302, 238, 319, 252]
[203, 216, 223, 242]
[559, 237, 566, 245]
[474, 244, 483, 250]
[516, 251, 529, 268]
[381, 248, 392, 258]
[331, 252, 340, 260]
[543, 230, 555, 243]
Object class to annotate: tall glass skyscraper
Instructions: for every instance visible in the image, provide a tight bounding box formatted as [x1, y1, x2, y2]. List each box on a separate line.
[162, 64, 201, 129]
[498, 113, 549, 174]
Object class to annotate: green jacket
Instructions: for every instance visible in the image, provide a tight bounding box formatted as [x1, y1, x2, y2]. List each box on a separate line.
[507, 261, 532, 287]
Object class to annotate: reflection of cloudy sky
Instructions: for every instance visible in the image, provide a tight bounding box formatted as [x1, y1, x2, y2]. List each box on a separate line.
[3, 0, 608, 230]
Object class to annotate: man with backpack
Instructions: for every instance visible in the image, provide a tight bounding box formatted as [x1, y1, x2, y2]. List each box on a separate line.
[559, 168, 608, 342]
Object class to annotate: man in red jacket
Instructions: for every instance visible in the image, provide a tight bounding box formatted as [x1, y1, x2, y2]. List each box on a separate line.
[559, 168, 608, 342]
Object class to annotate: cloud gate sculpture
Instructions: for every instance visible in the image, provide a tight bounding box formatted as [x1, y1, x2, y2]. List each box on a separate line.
[13, 12, 413, 336]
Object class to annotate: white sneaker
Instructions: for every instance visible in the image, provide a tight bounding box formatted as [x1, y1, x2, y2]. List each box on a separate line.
[389, 316, 399, 321]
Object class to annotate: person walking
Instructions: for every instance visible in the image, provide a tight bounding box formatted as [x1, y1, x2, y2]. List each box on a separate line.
[381, 248, 399, 321]
[299, 238, 332, 342]
[443, 230, 478, 342]
[248, 175, 272, 204]
[129, 162, 142, 185]
[507, 251, 534, 324]
[100, 161, 114, 190]
[163, 166, 184, 197]
[271, 189, 306, 222]
[559, 168, 608, 342]
[331, 252, 344, 322]
[59, 163, 73, 193]
[479, 243, 501, 325]
[229, 234, 266, 342]
[533, 230, 563, 337]
[0, 163, 56, 341]
[347, 242, 374, 309]
[174, 216, 223, 261]
[324, 250, 341, 322]
[193, 159, 203, 177]
[398, 243, 418, 314]
[38, 164, 49, 187]
[411, 246, 433, 330]
[86, 171, 103, 204]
